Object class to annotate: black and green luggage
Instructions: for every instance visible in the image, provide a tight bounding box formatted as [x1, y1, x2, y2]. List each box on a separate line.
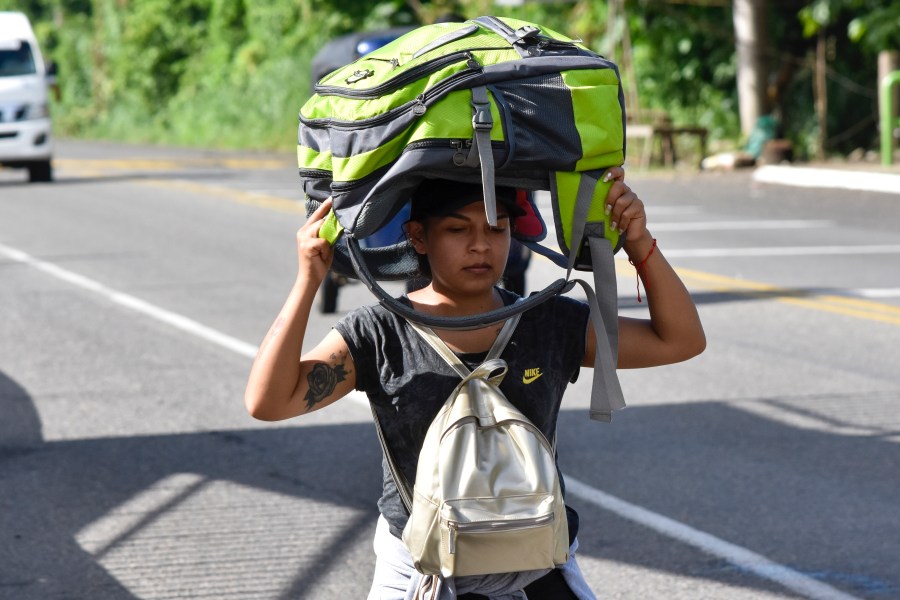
[298, 15, 627, 421]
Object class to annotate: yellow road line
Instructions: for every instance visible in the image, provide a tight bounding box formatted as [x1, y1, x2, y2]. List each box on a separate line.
[672, 266, 900, 325]
[57, 158, 303, 213]
[778, 297, 900, 325]
[141, 179, 305, 214]
[57, 158, 900, 326]
[816, 294, 900, 316]
[55, 157, 292, 170]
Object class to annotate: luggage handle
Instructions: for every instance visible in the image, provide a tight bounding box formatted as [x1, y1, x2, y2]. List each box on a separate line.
[473, 16, 543, 57]
[412, 23, 479, 60]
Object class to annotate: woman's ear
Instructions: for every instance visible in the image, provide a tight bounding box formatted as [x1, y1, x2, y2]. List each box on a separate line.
[405, 221, 426, 254]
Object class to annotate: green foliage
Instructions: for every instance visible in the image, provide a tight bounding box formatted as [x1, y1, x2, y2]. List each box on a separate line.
[629, 3, 740, 140]
[8, 0, 897, 157]
[799, 0, 900, 50]
[846, 5, 900, 53]
[782, 0, 890, 156]
[11, 0, 414, 150]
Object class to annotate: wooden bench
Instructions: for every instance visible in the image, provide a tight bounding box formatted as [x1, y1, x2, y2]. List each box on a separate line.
[653, 126, 709, 168]
[626, 122, 709, 169]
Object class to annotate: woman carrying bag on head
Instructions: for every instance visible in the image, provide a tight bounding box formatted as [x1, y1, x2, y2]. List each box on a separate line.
[245, 168, 705, 599]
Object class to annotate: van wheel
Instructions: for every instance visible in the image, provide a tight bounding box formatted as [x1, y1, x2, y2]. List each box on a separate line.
[28, 161, 53, 183]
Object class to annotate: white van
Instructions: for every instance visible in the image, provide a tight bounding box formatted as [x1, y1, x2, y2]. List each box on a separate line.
[0, 11, 53, 182]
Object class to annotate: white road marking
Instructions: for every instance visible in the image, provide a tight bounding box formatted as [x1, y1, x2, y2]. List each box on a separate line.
[0, 243, 259, 359]
[652, 219, 832, 231]
[565, 476, 862, 600]
[851, 288, 900, 299]
[754, 165, 900, 195]
[658, 244, 900, 258]
[2, 240, 865, 598]
[0, 242, 372, 406]
[646, 205, 704, 215]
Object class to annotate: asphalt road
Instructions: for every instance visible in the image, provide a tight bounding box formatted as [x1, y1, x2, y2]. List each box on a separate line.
[1, 140, 899, 600]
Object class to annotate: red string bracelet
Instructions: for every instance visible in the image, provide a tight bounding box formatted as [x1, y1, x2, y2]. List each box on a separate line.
[628, 238, 657, 303]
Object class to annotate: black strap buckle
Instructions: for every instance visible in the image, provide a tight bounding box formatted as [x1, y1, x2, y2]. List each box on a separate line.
[472, 100, 492, 131]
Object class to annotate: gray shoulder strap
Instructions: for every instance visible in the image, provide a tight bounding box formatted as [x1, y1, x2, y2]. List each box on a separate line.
[463, 85, 498, 227]
[346, 234, 571, 329]
[406, 311, 522, 378]
[557, 169, 627, 422]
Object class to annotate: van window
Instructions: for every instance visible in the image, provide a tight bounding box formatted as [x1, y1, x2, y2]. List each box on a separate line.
[0, 40, 37, 77]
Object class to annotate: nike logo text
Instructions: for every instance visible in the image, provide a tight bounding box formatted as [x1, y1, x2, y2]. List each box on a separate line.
[523, 368, 543, 384]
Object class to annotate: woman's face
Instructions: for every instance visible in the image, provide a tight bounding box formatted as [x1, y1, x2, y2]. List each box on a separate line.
[408, 200, 512, 296]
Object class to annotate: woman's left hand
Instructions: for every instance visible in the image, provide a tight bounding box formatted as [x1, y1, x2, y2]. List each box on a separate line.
[603, 167, 652, 256]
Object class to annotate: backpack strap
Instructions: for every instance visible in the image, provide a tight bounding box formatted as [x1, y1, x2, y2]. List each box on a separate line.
[371, 312, 522, 514]
[463, 85, 498, 227]
[407, 311, 521, 378]
[346, 232, 572, 328]
[562, 169, 627, 422]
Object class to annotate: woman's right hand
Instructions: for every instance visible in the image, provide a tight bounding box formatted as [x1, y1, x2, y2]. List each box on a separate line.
[297, 198, 336, 284]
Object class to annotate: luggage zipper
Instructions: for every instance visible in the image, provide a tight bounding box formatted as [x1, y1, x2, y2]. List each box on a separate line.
[402, 138, 504, 167]
[304, 60, 484, 130]
[297, 168, 331, 179]
[315, 49, 488, 98]
[368, 57, 400, 69]
[447, 512, 556, 554]
[451, 139, 471, 165]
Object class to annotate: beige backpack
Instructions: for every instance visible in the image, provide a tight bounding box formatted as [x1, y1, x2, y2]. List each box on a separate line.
[375, 314, 569, 579]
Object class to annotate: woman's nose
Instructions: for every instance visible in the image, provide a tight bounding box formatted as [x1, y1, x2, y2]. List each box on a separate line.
[470, 228, 492, 251]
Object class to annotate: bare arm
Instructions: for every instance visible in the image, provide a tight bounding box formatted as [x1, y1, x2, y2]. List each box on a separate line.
[244, 199, 358, 421]
[614, 231, 706, 368]
[583, 169, 706, 369]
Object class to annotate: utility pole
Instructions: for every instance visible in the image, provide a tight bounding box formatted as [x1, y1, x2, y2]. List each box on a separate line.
[732, 0, 768, 136]
[879, 50, 900, 164]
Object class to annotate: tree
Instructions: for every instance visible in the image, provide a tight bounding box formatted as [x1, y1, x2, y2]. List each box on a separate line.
[733, 0, 769, 136]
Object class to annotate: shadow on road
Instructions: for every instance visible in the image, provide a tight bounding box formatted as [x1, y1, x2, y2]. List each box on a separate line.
[3, 374, 898, 598]
[617, 287, 872, 311]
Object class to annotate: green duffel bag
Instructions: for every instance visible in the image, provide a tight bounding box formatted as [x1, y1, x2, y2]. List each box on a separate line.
[299, 15, 627, 421]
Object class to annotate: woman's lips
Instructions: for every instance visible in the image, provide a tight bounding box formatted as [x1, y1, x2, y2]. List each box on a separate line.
[464, 263, 492, 274]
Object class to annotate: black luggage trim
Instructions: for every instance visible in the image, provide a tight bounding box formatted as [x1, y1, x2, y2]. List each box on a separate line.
[302, 67, 484, 130]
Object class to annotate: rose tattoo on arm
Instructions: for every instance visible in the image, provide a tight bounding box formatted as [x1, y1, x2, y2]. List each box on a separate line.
[304, 355, 349, 410]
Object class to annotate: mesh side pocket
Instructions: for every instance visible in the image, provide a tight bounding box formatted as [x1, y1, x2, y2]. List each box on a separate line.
[492, 73, 581, 170]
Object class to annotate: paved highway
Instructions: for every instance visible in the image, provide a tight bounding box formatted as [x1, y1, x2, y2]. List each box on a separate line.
[1, 141, 899, 599]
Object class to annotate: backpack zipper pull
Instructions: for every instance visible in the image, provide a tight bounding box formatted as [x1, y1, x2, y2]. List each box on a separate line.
[465, 52, 481, 70]
[452, 141, 465, 165]
[413, 94, 427, 116]
[453, 140, 474, 166]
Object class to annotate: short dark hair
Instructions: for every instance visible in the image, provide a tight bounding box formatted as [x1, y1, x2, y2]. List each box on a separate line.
[409, 179, 522, 222]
